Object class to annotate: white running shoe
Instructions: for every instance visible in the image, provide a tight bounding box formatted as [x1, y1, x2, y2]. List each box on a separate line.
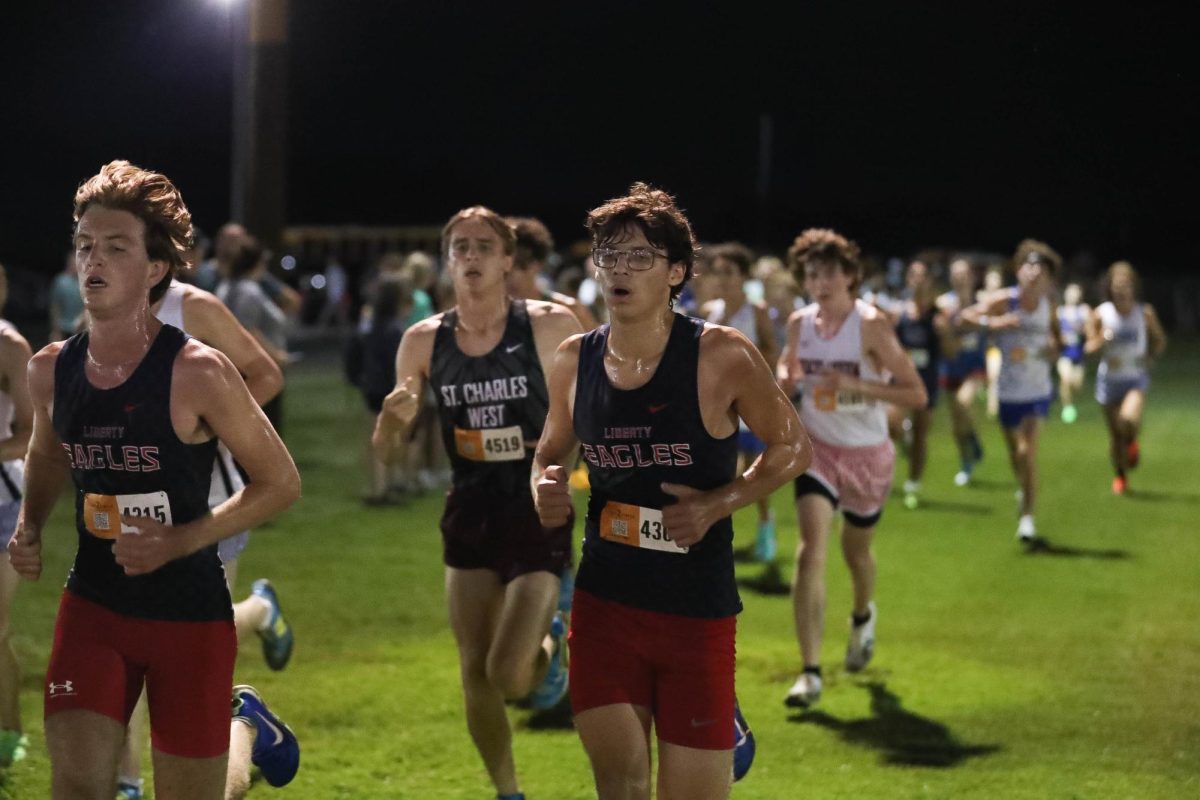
[1016, 515, 1036, 542]
[784, 672, 823, 708]
[954, 470, 971, 487]
[845, 602, 877, 672]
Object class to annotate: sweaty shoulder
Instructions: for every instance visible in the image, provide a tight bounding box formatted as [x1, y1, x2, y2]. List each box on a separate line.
[173, 338, 240, 392]
[699, 321, 758, 367]
[529, 299, 584, 340]
[406, 313, 444, 340]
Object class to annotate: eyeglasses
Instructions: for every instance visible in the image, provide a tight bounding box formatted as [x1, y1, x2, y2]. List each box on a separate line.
[591, 247, 667, 271]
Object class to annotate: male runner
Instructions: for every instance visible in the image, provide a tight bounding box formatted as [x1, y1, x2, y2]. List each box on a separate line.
[534, 183, 810, 799]
[507, 216, 599, 331]
[780, 229, 927, 708]
[702, 242, 781, 561]
[936, 257, 988, 486]
[1085, 262, 1167, 494]
[0, 264, 33, 766]
[373, 206, 581, 800]
[1056, 283, 1090, 423]
[963, 240, 1062, 542]
[7, 161, 300, 799]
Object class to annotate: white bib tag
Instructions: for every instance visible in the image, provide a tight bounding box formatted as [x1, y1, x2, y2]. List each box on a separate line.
[599, 501, 688, 554]
[83, 491, 173, 539]
[454, 425, 525, 462]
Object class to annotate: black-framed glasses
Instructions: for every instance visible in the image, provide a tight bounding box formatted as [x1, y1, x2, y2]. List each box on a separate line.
[592, 247, 666, 271]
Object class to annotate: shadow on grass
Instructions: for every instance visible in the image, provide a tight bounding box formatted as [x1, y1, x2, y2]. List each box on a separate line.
[912, 499, 993, 515]
[520, 696, 575, 731]
[1021, 537, 1132, 560]
[790, 681, 1000, 767]
[1126, 488, 1200, 505]
[954, 477, 1010, 492]
[737, 562, 792, 596]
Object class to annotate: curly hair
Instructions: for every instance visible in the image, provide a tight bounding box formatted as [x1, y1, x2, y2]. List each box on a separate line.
[508, 216, 555, 270]
[1013, 239, 1061, 277]
[441, 206, 516, 258]
[586, 182, 699, 305]
[73, 160, 193, 304]
[708, 241, 755, 276]
[786, 228, 864, 292]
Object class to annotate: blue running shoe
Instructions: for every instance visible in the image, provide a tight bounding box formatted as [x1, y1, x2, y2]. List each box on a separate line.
[0, 729, 28, 767]
[530, 612, 568, 710]
[754, 514, 777, 563]
[733, 700, 756, 782]
[115, 779, 143, 799]
[558, 567, 575, 614]
[232, 685, 300, 787]
[252, 579, 294, 671]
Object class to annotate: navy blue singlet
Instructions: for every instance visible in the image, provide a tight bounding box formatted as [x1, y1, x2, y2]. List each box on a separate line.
[574, 313, 741, 619]
[53, 325, 230, 621]
[429, 299, 550, 496]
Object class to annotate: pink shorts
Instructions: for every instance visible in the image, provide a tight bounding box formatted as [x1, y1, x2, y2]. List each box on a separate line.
[569, 589, 736, 750]
[795, 437, 895, 525]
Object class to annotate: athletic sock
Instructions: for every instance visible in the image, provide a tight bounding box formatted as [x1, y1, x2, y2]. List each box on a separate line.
[497, 794, 526, 800]
[803, 664, 822, 677]
[852, 609, 872, 627]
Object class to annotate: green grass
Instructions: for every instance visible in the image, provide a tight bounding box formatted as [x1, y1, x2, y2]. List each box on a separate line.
[4, 343, 1200, 798]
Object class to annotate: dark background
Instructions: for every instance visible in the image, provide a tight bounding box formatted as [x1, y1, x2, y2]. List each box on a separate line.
[2, 2, 1195, 284]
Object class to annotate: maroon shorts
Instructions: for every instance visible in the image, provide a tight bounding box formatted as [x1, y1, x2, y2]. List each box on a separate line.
[440, 486, 573, 583]
[569, 589, 736, 750]
[45, 591, 236, 758]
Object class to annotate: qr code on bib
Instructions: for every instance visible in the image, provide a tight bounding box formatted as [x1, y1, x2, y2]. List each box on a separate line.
[612, 519, 628, 537]
[94, 512, 111, 531]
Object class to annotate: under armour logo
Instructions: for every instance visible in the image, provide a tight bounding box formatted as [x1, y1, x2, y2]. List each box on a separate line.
[49, 680, 76, 696]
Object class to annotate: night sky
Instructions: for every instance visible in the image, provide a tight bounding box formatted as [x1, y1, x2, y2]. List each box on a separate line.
[3, 2, 1195, 282]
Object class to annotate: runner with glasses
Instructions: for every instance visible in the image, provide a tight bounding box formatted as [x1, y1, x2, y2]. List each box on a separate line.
[534, 183, 810, 799]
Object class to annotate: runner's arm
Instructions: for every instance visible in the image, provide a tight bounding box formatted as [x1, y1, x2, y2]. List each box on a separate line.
[532, 336, 583, 527]
[838, 315, 928, 409]
[1144, 304, 1168, 360]
[115, 347, 300, 575]
[8, 346, 72, 579]
[1084, 307, 1106, 355]
[662, 328, 811, 547]
[183, 288, 283, 406]
[0, 332, 34, 461]
[371, 318, 437, 463]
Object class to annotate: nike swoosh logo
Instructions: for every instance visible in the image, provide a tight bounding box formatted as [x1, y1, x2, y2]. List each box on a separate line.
[506, 344, 523, 353]
[648, 403, 669, 413]
[259, 714, 286, 746]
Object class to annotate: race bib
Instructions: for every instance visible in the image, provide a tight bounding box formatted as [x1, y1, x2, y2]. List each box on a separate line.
[83, 491, 173, 540]
[598, 501, 688, 554]
[812, 385, 868, 413]
[1009, 346, 1027, 363]
[908, 348, 930, 369]
[960, 332, 981, 351]
[454, 425, 524, 462]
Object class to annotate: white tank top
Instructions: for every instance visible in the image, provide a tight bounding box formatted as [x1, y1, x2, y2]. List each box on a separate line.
[1096, 301, 1147, 381]
[706, 299, 759, 346]
[156, 279, 186, 330]
[151, 282, 247, 507]
[0, 319, 26, 504]
[794, 299, 888, 447]
[996, 289, 1052, 402]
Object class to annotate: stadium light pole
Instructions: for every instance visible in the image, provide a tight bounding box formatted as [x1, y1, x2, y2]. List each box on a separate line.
[229, 0, 289, 252]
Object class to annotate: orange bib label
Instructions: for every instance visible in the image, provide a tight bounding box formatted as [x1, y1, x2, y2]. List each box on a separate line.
[598, 501, 687, 555]
[83, 491, 172, 539]
[454, 425, 524, 462]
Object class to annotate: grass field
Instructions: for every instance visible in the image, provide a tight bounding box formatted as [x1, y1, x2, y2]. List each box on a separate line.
[3, 342, 1199, 799]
